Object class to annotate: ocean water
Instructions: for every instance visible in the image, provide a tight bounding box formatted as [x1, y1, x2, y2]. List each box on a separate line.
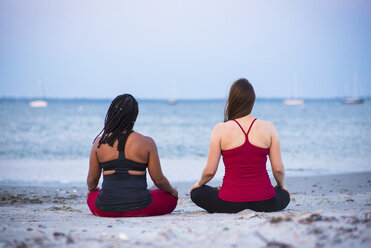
[0, 98, 370, 185]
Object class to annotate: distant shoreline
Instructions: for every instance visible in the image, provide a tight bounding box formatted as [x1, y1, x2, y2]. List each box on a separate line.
[1, 97, 370, 102]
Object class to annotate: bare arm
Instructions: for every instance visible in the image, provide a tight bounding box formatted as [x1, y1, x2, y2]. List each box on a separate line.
[191, 125, 221, 192]
[268, 123, 288, 192]
[87, 139, 102, 195]
[147, 138, 178, 199]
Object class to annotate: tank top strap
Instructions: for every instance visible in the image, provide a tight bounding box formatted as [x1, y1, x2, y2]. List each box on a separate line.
[246, 118, 257, 136]
[118, 130, 133, 160]
[233, 119, 247, 135]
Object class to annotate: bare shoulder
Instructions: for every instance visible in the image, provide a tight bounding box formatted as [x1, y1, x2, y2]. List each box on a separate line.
[131, 132, 156, 148]
[215, 121, 235, 131]
[213, 121, 235, 136]
[92, 136, 101, 150]
[255, 119, 276, 133]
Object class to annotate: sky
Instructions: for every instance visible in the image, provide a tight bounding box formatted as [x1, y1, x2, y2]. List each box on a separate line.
[0, 0, 370, 99]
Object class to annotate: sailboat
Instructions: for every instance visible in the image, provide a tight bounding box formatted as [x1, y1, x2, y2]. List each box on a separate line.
[283, 74, 304, 105]
[342, 73, 364, 104]
[167, 81, 177, 105]
[283, 99, 304, 105]
[29, 80, 48, 108]
[167, 98, 177, 105]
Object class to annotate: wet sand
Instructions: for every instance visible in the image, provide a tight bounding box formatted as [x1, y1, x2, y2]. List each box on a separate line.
[0, 172, 370, 248]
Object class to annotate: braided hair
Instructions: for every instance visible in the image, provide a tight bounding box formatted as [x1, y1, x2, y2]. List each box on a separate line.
[94, 94, 139, 150]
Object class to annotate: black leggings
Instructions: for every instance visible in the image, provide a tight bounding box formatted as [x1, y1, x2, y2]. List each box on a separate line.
[190, 185, 290, 213]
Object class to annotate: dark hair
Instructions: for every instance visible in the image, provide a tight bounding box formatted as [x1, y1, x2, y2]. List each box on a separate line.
[224, 78, 255, 121]
[94, 94, 139, 150]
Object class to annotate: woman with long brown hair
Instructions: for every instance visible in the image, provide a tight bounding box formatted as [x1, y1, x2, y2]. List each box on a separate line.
[190, 78, 290, 213]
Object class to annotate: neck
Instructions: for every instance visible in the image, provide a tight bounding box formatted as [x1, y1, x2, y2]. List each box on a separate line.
[236, 114, 253, 121]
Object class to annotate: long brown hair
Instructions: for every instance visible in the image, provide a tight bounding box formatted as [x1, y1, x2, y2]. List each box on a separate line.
[224, 78, 255, 121]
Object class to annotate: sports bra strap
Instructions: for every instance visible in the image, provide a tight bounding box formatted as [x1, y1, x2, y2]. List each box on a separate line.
[233, 119, 247, 135]
[246, 118, 257, 135]
[233, 118, 257, 136]
[118, 130, 133, 160]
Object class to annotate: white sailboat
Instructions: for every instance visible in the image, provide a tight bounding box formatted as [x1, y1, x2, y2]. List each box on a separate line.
[342, 73, 364, 104]
[284, 74, 304, 105]
[167, 98, 177, 105]
[29, 100, 48, 107]
[29, 80, 48, 108]
[167, 81, 177, 105]
[283, 99, 304, 105]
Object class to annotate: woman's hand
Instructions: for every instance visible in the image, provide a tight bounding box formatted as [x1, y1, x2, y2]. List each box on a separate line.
[87, 187, 100, 196]
[170, 188, 179, 199]
[190, 182, 202, 193]
[275, 184, 290, 195]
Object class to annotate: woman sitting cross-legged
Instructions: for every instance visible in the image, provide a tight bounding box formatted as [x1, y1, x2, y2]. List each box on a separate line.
[87, 94, 178, 217]
[190, 78, 290, 213]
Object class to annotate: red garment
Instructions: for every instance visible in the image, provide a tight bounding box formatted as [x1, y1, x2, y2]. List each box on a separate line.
[87, 190, 177, 217]
[218, 118, 276, 202]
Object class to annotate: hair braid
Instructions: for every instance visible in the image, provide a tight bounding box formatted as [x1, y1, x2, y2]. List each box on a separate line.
[94, 94, 139, 150]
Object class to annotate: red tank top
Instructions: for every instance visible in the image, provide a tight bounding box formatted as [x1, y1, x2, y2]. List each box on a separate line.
[218, 118, 276, 202]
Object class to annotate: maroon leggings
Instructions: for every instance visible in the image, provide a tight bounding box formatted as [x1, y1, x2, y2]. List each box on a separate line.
[87, 190, 177, 217]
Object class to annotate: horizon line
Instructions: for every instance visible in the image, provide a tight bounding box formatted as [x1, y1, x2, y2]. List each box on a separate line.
[1, 96, 370, 101]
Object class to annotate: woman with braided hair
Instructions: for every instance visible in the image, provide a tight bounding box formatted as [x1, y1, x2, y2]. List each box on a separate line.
[87, 94, 178, 217]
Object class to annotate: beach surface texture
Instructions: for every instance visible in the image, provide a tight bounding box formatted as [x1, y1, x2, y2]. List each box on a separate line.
[0, 172, 370, 248]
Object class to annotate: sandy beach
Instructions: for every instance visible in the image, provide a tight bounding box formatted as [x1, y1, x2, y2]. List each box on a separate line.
[0, 172, 370, 248]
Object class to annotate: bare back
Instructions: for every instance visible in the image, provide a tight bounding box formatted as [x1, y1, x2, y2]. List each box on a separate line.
[220, 116, 272, 151]
[96, 132, 150, 165]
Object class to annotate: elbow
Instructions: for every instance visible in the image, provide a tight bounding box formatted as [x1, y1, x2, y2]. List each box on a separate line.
[273, 167, 284, 176]
[153, 176, 166, 187]
[204, 168, 216, 178]
[87, 177, 98, 188]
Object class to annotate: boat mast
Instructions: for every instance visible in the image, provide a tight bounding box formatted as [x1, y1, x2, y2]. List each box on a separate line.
[353, 72, 358, 98]
[38, 79, 46, 100]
